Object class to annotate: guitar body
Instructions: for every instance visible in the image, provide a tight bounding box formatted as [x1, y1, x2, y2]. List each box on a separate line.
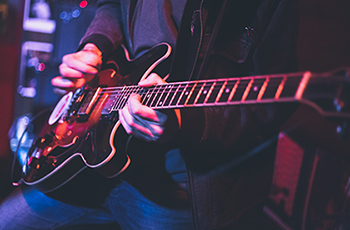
[21, 43, 173, 193]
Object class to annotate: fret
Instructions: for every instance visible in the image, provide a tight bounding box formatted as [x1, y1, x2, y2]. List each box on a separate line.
[186, 82, 204, 105]
[230, 79, 250, 102]
[280, 75, 304, 98]
[170, 83, 183, 106]
[140, 87, 150, 105]
[245, 78, 267, 101]
[275, 76, 287, 99]
[150, 85, 164, 107]
[143, 85, 157, 106]
[126, 86, 135, 108]
[196, 82, 213, 104]
[193, 81, 206, 104]
[165, 84, 179, 106]
[183, 82, 197, 105]
[215, 81, 227, 103]
[193, 82, 206, 105]
[155, 84, 173, 108]
[204, 81, 216, 104]
[171, 83, 186, 106]
[133, 86, 141, 99]
[113, 86, 127, 110]
[228, 80, 240, 101]
[178, 83, 196, 105]
[217, 80, 238, 103]
[295, 72, 310, 100]
[206, 80, 225, 103]
[121, 86, 135, 108]
[241, 79, 254, 102]
[119, 86, 130, 109]
[257, 77, 269, 101]
[262, 77, 284, 100]
[121, 86, 134, 108]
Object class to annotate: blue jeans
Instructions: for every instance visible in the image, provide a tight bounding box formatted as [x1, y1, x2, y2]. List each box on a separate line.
[0, 180, 193, 230]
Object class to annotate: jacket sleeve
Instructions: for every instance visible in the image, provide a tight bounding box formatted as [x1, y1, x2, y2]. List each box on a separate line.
[78, 0, 125, 61]
[178, 0, 299, 171]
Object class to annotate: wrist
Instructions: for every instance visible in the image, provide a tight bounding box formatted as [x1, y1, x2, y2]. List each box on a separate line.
[82, 43, 102, 57]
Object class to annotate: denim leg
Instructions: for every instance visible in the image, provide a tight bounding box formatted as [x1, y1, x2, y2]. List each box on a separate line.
[104, 180, 194, 230]
[0, 181, 193, 230]
[0, 186, 115, 230]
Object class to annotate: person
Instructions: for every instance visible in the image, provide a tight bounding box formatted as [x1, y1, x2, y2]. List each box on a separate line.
[0, 0, 299, 229]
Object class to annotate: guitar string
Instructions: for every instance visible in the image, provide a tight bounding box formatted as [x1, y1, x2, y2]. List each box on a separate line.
[97, 82, 300, 102]
[95, 81, 301, 99]
[104, 86, 300, 112]
[96, 80, 301, 96]
[98, 74, 302, 92]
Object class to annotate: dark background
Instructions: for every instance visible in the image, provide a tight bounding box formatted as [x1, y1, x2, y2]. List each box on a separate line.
[0, 0, 349, 229]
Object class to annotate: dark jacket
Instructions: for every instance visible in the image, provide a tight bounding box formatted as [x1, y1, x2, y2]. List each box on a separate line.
[80, 0, 299, 229]
[172, 1, 299, 229]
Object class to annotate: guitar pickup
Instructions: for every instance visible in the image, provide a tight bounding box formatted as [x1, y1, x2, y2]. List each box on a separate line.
[76, 88, 103, 121]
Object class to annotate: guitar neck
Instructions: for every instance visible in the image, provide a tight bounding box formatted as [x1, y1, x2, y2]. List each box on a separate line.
[72, 42, 349, 119]
[101, 72, 307, 112]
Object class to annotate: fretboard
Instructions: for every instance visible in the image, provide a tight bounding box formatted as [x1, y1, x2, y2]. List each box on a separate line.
[100, 72, 307, 114]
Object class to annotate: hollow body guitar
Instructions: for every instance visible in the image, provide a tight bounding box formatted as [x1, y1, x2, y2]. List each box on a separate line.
[21, 43, 172, 193]
[19, 43, 350, 193]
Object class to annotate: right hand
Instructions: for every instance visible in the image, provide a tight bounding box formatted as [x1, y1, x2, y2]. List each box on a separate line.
[51, 43, 102, 95]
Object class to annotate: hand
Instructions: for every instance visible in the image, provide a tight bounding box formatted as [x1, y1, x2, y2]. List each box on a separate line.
[51, 43, 102, 95]
[118, 73, 181, 143]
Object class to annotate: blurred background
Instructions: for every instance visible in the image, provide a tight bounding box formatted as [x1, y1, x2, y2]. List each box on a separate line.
[0, 0, 349, 229]
[0, 0, 98, 201]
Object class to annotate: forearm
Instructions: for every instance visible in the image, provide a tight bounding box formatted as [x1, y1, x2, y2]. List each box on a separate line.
[79, 0, 124, 61]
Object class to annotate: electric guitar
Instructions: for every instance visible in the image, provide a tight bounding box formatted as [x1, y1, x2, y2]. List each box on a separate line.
[16, 42, 350, 193]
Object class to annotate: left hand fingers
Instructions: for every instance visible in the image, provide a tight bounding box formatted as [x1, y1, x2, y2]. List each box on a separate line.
[119, 93, 163, 138]
[118, 74, 175, 142]
[119, 105, 154, 137]
[128, 93, 159, 122]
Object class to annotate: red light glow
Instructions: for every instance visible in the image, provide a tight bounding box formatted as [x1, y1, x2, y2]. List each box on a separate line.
[80, 0, 88, 8]
[37, 63, 45, 72]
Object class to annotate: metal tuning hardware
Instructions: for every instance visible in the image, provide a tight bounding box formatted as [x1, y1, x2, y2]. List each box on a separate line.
[65, 87, 90, 121]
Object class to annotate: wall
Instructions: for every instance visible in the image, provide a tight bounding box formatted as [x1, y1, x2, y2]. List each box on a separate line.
[0, 0, 23, 157]
[298, 0, 350, 72]
[0, 0, 24, 200]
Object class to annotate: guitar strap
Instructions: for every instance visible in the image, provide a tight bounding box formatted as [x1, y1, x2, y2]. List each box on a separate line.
[169, 0, 228, 82]
[168, 0, 200, 82]
[193, 0, 228, 81]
